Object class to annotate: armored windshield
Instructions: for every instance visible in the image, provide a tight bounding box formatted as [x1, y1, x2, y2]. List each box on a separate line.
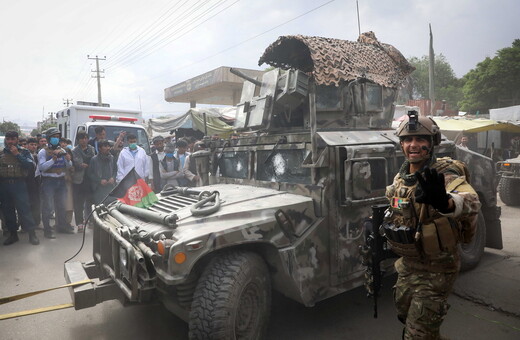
[257, 149, 311, 184]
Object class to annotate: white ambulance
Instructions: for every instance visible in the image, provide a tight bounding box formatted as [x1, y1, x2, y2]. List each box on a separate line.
[55, 104, 150, 153]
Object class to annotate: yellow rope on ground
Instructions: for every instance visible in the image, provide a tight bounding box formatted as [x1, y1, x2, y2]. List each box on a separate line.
[0, 303, 74, 320]
[0, 279, 92, 320]
[0, 279, 92, 305]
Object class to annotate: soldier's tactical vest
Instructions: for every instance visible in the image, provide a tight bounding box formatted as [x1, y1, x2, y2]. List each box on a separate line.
[384, 157, 475, 260]
[0, 149, 28, 178]
[42, 146, 67, 174]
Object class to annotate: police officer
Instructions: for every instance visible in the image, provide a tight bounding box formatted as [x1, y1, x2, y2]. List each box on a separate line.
[38, 127, 74, 238]
[386, 111, 480, 339]
[0, 131, 39, 245]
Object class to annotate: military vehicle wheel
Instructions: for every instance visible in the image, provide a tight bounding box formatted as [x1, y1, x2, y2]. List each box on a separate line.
[498, 177, 520, 206]
[459, 211, 486, 272]
[188, 251, 271, 340]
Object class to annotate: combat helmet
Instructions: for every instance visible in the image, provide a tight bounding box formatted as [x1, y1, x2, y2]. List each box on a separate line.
[395, 111, 441, 146]
[45, 127, 61, 137]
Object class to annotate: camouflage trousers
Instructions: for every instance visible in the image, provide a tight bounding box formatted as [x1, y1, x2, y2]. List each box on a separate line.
[393, 258, 458, 340]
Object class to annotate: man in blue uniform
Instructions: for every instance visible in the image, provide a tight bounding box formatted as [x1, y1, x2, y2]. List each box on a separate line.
[0, 131, 39, 245]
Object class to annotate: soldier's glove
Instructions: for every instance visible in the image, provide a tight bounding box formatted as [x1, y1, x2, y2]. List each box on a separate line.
[414, 168, 450, 213]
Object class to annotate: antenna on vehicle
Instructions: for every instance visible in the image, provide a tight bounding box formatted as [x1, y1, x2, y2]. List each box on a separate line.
[356, 0, 361, 36]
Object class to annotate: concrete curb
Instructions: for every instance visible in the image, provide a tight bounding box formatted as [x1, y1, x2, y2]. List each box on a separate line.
[453, 249, 520, 317]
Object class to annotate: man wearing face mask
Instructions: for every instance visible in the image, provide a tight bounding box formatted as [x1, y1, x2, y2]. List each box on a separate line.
[159, 142, 184, 187]
[38, 127, 74, 238]
[116, 133, 149, 183]
[0, 131, 40, 245]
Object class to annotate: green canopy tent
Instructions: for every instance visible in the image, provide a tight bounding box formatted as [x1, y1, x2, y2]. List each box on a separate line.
[148, 107, 235, 139]
[432, 117, 520, 157]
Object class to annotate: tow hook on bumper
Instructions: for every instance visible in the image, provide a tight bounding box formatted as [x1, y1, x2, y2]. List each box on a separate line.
[64, 261, 125, 310]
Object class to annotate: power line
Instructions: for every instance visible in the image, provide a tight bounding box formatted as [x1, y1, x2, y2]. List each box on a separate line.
[108, 0, 234, 70]
[71, 0, 334, 104]
[145, 0, 335, 81]
[92, 1, 180, 57]
[106, 0, 227, 70]
[104, 0, 204, 68]
[104, 0, 188, 67]
[75, 77, 95, 102]
[69, 58, 90, 100]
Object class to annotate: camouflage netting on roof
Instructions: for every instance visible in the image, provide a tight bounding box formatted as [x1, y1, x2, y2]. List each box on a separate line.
[258, 32, 415, 88]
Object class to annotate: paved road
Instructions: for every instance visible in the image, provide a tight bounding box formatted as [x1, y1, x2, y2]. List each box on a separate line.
[1, 199, 519, 340]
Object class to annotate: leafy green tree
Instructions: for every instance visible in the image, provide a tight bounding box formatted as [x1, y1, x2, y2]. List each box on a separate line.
[408, 54, 462, 109]
[39, 123, 57, 134]
[460, 39, 520, 112]
[0, 121, 21, 135]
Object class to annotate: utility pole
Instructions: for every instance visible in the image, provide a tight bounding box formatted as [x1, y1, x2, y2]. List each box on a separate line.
[87, 55, 106, 106]
[428, 24, 436, 116]
[63, 98, 73, 107]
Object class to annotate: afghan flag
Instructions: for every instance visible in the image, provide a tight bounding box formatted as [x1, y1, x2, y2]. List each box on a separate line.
[110, 168, 158, 208]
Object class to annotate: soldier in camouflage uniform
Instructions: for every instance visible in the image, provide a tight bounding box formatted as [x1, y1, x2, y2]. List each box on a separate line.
[385, 112, 480, 339]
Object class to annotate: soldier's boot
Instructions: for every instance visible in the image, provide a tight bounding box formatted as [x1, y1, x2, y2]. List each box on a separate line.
[28, 230, 40, 245]
[44, 228, 56, 239]
[3, 231, 19, 246]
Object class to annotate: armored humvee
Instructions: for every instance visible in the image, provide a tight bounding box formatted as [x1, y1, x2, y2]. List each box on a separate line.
[64, 32, 502, 339]
[497, 156, 520, 205]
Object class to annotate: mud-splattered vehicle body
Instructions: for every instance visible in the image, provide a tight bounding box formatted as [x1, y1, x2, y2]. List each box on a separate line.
[64, 33, 502, 338]
[496, 156, 520, 206]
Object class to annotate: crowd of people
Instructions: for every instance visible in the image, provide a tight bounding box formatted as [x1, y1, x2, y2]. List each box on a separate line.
[0, 127, 214, 246]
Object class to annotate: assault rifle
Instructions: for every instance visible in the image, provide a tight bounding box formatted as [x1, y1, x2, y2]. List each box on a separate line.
[360, 204, 396, 318]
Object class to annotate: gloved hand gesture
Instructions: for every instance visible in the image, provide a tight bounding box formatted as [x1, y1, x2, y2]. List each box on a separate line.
[414, 168, 450, 213]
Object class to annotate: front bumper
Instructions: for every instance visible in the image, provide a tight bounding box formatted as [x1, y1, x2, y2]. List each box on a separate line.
[64, 261, 125, 310]
[64, 207, 157, 310]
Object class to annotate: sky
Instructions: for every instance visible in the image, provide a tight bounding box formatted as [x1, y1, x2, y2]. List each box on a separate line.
[0, 0, 518, 128]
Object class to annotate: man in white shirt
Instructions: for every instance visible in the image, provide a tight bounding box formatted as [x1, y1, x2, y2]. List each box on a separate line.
[457, 135, 469, 150]
[116, 133, 149, 182]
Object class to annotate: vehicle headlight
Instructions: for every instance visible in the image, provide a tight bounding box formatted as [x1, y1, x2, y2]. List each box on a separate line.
[119, 247, 128, 268]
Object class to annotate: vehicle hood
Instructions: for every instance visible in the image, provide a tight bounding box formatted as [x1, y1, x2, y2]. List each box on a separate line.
[167, 184, 315, 241]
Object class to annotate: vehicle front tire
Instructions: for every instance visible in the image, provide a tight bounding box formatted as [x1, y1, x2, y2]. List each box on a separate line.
[188, 251, 271, 340]
[498, 177, 520, 206]
[459, 211, 486, 272]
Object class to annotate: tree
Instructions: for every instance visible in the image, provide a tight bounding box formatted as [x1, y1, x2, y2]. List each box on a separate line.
[0, 121, 21, 135]
[39, 122, 57, 134]
[460, 39, 520, 112]
[407, 54, 462, 109]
